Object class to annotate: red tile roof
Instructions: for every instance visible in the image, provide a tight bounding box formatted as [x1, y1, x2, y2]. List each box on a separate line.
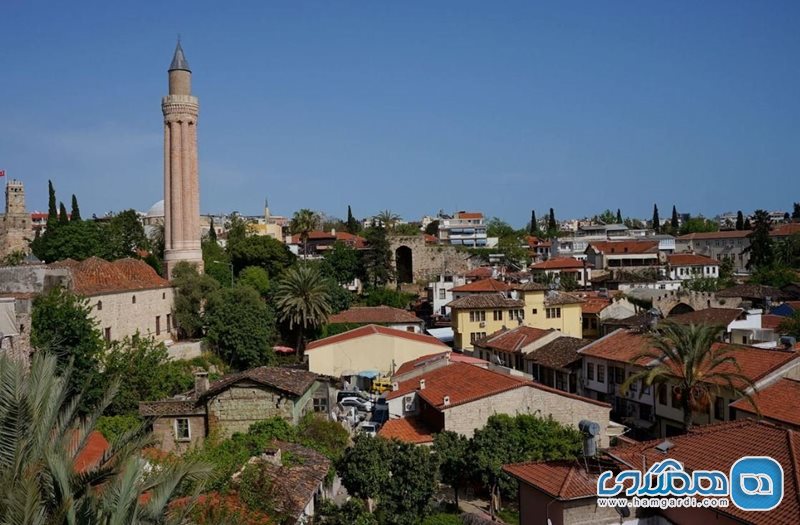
[49, 257, 171, 296]
[306, 324, 447, 351]
[608, 420, 800, 525]
[530, 258, 590, 270]
[580, 298, 612, 315]
[762, 314, 787, 331]
[289, 230, 366, 248]
[697, 343, 799, 389]
[678, 230, 750, 240]
[328, 306, 422, 325]
[451, 278, 510, 293]
[503, 460, 598, 500]
[455, 212, 484, 219]
[446, 295, 524, 309]
[465, 267, 494, 279]
[394, 351, 488, 376]
[667, 253, 720, 266]
[771, 223, 800, 237]
[578, 329, 657, 366]
[74, 431, 110, 473]
[587, 241, 659, 255]
[474, 326, 553, 354]
[666, 308, 744, 327]
[731, 378, 800, 427]
[378, 417, 435, 444]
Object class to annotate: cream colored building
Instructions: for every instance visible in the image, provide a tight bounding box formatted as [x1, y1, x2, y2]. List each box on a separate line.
[448, 281, 583, 350]
[306, 324, 449, 379]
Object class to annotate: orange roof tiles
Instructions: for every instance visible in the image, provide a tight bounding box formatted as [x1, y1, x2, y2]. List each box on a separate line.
[455, 212, 484, 219]
[731, 378, 800, 427]
[49, 257, 171, 296]
[306, 324, 447, 351]
[666, 308, 744, 327]
[587, 241, 659, 255]
[74, 431, 110, 473]
[580, 298, 612, 315]
[394, 351, 488, 376]
[578, 329, 657, 366]
[328, 306, 422, 325]
[678, 230, 750, 240]
[378, 417, 435, 444]
[474, 326, 553, 353]
[503, 460, 598, 500]
[608, 420, 800, 525]
[761, 314, 787, 331]
[464, 267, 494, 279]
[451, 278, 510, 293]
[530, 258, 590, 270]
[667, 253, 720, 266]
[698, 343, 799, 388]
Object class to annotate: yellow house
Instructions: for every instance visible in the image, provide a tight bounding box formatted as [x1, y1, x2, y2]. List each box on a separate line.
[306, 324, 449, 378]
[448, 282, 583, 351]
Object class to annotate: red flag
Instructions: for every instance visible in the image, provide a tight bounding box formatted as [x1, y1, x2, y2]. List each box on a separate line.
[0, 170, 5, 177]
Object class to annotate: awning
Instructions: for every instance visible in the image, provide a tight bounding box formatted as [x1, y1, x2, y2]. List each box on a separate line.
[273, 345, 295, 354]
[358, 370, 380, 379]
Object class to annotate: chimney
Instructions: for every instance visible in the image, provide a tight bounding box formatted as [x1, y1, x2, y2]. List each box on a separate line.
[194, 371, 209, 395]
[419, 378, 426, 390]
[331, 228, 336, 236]
[262, 447, 282, 467]
[392, 382, 399, 391]
[443, 395, 450, 406]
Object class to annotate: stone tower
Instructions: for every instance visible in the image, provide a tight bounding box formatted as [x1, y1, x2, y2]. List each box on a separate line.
[162, 41, 203, 278]
[0, 179, 32, 258]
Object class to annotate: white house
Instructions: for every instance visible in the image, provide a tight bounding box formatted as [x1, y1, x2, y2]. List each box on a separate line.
[667, 253, 720, 281]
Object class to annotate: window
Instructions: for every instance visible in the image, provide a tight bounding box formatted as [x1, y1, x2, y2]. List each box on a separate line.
[156, 316, 161, 336]
[657, 384, 667, 405]
[313, 398, 328, 413]
[613, 367, 625, 385]
[556, 372, 567, 391]
[546, 307, 562, 319]
[104, 327, 111, 343]
[629, 372, 638, 392]
[162, 292, 166, 300]
[531, 308, 538, 315]
[131, 295, 136, 304]
[96, 301, 103, 311]
[469, 331, 486, 343]
[406, 326, 415, 332]
[714, 397, 725, 420]
[439, 289, 446, 300]
[175, 418, 190, 441]
[671, 386, 680, 408]
[469, 311, 486, 323]
[597, 365, 605, 383]
[167, 313, 172, 331]
[493, 310, 503, 321]
[587, 362, 595, 381]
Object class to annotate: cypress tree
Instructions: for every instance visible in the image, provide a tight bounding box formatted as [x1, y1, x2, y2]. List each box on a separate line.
[346, 205, 359, 234]
[616, 209, 622, 223]
[58, 202, 69, 225]
[547, 208, 557, 235]
[209, 217, 218, 242]
[743, 217, 752, 230]
[736, 211, 744, 231]
[671, 205, 679, 230]
[652, 204, 660, 233]
[530, 210, 538, 235]
[47, 180, 58, 229]
[70, 194, 81, 222]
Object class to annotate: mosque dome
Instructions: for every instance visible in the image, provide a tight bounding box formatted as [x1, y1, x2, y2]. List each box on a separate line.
[146, 200, 165, 218]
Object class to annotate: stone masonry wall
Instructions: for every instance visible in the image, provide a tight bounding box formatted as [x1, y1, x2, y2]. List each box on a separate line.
[152, 415, 206, 454]
[389, 236, 472, 284]
[207, 383, 297, 439]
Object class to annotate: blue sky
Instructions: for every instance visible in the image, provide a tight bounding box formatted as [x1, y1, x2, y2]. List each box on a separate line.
[1, 1, 798, 226]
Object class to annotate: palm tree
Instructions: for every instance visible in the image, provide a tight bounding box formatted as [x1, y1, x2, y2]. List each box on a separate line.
[290, 209, 320, 260]
[274, 265, 332, 354]
[0, 352, 211, 524]
[374, 210, 401, 231]
[621, 323, 757, 432]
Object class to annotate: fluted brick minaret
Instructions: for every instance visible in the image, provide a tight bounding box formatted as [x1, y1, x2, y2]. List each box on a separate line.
[162, 41, 203, 278]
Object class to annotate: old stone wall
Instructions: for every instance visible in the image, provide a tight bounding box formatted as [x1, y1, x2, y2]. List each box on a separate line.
[207, 383, 299, 439]
[443, 384, 610, 446]
[152, 415, 206, 454]
[389, 236, 472, 284]
[652, 289, 741, 316]
[0, 266, 71, 294]
[89, 287, 175, 342]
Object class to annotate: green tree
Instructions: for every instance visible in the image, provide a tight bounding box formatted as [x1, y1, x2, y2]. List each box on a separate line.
[229, 234, 295, 277]
[774, 233, 800, 268]
[59, 201, 69, 225]
[671, 205, 679, 231]
[203, 236, 232, 287]
[346, 205, 361, 234]
[275, 264, 332, 352]
[622, 323, 756, 431]
[322, 241, 361, 285]
[361, 226, 395, 287]
[743, 217, 752, 230]
[225, 213, 250, 251]
[679, 216, 719, 235]
[547, 208, 557, 236]
[778, 312, 800, 338]
[559, 272, 579, 291]
[46, 179, 58, 230]
[750, 264, 798, 288]
[101, 334, 195, 415]
[338, 434, 391, 512]
[70, 194, 81, 221]
[208, 217, 218, 242]
[736, 211, 745, 230]
[793, 203, 800, 221]
[595, 209, 616, 224]
[290, 208, 321, 259]
[433, 431, 471, 507]
[616, 209, 623, 223]
[0, 352, 211, 524]
[377, 441, 439, 525]
[31, 219, 105, 263]
[744, 209, 774, 270]
[317, 499, 378, 525]
[374, 209, 401, 231]
[363, 286, 414, 309]
[529, 210, 538, 235]
[205, 285, 276, 369]
[237, 265, 271, 296]
[486, 217, 515, 238]
[30, 286, 104, 413]
[425, 220, 440, 236]
[652, 204, 660, 233]
[105, 209, 150, 259]
[172, 261, 220, 338]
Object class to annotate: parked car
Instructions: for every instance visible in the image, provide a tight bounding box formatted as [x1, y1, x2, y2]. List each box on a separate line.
[339, 396, 373, 412]
[337, 390, 370, 404]
[357, 421, 380, 437]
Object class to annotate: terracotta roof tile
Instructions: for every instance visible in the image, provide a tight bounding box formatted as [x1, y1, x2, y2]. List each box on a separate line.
[465, 267, 494, 279]
[451, 278, 510, 293]
[716, 283, 791, 300]
[530, 258, 590, 270]
[678, 230, 750, 241]
[608, 420, 800, 525]
[201, 366, 319, 398]
[544, 291, 585, 306]
[667, 253, 720, 266]
[666, 308, 744, 327]
[510, 282, 549, 292]
[455, 212, 483, 219]
[378, 417, 435, 444]
[731, 378, 800, 427]
[696, 343, 799, 389]
[587, 241, 659, 255]
[474, 326, 553, 354]
[446, 295, 524, 309]
[578, 329, 658, 366]
[394, 351, 488, 376]
[503, 460, 598, 500]
[73, 431, 110, 473]
[525, 337, 588, 369]
[580, 298, 612, 315]
[306, 324, 447, 351]
[762, 314, 787, 331]
[328, 306, 422, 325]
[49, 257, 170, 296]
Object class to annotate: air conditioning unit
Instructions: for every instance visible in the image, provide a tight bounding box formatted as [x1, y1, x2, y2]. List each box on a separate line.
[404, 401, 415, 412]
[479, 321, 486, 328]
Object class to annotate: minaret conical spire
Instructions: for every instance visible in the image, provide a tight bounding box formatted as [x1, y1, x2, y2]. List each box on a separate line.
[169, 40, 191, 72]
